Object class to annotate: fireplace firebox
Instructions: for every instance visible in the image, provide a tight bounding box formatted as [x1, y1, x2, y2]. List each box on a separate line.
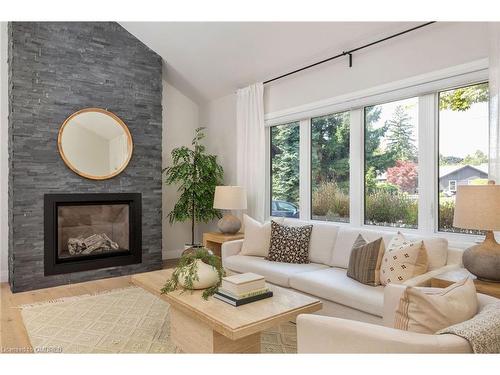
[44, 193, 142, 276]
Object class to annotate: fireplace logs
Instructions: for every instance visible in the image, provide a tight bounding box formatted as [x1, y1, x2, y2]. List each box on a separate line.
[68, 233, 120, 255]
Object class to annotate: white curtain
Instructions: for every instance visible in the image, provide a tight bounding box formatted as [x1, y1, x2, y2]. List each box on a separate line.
[236, 83, 266, 222]
[489, 23, 500, 183]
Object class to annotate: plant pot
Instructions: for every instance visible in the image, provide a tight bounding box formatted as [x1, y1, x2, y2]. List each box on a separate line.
[178, 259, 219, 290]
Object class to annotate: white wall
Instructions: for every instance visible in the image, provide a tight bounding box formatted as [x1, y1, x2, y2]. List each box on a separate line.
[201, 93, 238, 185]
[1, 22, 8, 282]
[197, 93, 238, 236]
[264, 22, 489, 114]
[162, 76, 201, 259]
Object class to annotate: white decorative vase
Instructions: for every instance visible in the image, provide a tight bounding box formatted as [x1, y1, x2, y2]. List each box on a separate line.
[178, 259, 219, 290]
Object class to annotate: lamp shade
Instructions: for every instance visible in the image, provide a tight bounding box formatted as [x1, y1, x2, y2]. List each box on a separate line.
[213, 186, 247, 210]
[453, 184, 500, 231]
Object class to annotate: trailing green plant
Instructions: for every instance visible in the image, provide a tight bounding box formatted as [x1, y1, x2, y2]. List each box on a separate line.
[161, 248, 225, 300]
[163, 127, 224, 245]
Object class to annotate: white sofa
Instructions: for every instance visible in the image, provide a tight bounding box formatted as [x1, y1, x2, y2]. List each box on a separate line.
[221, 219, 461, 325]
[296, 284, 498, 353]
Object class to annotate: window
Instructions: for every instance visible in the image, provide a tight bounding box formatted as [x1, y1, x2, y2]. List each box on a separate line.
[270, 122, 300, 218]
[311, 111, 350, 222]
[364, 97, 419, 229]
[265, 69, 490, 240]
[438, 82, 489, 234]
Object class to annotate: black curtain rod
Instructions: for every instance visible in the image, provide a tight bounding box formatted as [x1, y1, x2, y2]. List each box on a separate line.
[263, 21, 436, 85]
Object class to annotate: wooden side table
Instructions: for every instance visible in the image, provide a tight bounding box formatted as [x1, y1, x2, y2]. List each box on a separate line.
[431, 268, 500, 299]
[202, 231, 244, 258]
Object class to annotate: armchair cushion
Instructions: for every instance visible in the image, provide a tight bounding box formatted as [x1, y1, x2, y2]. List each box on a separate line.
[394, 278, 478, 334]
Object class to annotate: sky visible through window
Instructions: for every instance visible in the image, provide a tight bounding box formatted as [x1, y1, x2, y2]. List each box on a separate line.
[439, 102, 488, 158]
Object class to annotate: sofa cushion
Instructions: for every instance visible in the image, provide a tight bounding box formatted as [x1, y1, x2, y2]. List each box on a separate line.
[289, 267, 385, 316]
[329, 227, 448, 271]
[329, 228, 394, 268]
[223, 255, 329, 287]
[283, 219, 339, 265]
[240, 215, 284, 257]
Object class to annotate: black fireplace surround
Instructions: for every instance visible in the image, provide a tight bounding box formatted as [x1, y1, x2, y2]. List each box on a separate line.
[44, 193, 142, 276]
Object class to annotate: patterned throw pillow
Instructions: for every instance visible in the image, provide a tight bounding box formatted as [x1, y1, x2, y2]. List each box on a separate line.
[380, 232, 429, 285]
[387, 231, 413, 252]
[267, 221, 313, 264]
[346, 234, 385, 286]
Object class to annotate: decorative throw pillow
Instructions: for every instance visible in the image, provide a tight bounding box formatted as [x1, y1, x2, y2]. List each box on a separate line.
[240, 215, 284, 257]
[267, 221, 313, 264]
[346, 234, 385, 286]
[394, 278, 478, 334]
[380, 233, 429, 285]
[387, 231, 413, 252]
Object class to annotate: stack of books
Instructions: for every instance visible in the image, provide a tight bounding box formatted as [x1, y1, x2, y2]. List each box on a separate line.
[214, 273, 273, 306]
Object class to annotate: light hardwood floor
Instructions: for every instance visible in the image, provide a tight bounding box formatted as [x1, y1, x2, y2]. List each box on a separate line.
[0, 259, 178, 352]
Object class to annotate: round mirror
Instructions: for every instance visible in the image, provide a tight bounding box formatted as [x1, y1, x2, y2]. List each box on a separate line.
[58, 108, 133, 180]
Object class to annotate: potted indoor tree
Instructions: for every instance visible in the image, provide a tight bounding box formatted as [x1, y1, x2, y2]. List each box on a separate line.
[163, 127, 224, 248]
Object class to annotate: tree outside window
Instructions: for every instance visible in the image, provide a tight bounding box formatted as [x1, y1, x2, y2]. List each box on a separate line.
[364, 98, 419, 228]
[311, 112, 350, 222]
[270, 122, 300, 217]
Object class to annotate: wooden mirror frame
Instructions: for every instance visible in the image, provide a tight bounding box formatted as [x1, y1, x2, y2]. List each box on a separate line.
[57, 108, 133, 180]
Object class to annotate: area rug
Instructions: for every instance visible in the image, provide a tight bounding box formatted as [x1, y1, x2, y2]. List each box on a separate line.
[20, 286, 297, 353]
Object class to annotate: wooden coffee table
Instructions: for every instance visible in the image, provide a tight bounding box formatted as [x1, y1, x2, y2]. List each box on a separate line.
[132, 269, 322, 353]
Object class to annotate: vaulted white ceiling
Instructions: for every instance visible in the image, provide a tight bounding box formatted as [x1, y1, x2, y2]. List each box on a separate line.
[120, 22, 420, 103]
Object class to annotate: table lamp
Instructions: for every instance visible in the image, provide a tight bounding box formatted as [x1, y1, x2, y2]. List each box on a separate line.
[453, 181, 500, 282]
[213, 186, 247, 234]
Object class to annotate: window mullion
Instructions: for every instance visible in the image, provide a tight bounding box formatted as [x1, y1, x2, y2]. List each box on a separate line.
[265, 126, 271, 219]
[418, 94, 437, 234]
[299, 118, 311, 220]
[350, 109, 363, 227]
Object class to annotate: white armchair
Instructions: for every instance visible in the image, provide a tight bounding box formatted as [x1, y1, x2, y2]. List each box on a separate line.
[297, 284, 498, 353]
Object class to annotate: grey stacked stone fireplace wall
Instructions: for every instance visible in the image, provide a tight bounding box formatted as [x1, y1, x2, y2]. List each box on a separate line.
[8, 22, 163, 292]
